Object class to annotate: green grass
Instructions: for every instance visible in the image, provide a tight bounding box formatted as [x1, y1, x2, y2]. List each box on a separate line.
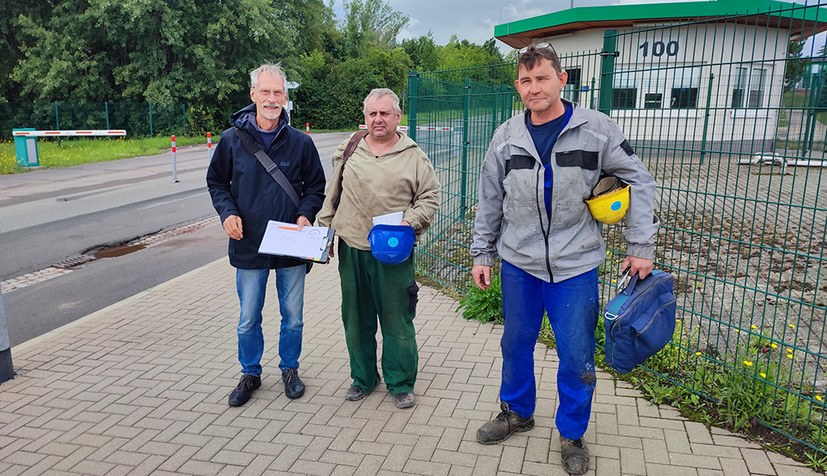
[0, 136, 206, 175]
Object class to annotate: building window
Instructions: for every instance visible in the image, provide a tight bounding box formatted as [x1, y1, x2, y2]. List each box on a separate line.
[644, 92, 663, 109]
[732, 66, 766, 108]
[563, 67, 582, 104]
[671, 67, 701, 109]
[612, 70, 637, 109]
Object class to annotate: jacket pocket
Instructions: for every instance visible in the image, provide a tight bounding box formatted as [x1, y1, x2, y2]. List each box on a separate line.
[506, 154, 535, 176]
[555, 150, 599, 170]
[407, 282, 420, 314]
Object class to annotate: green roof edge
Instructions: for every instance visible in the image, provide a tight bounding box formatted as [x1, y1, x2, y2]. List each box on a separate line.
[494, 0, 825, 38]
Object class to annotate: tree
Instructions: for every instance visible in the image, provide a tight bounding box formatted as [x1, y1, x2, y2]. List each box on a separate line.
[784, 39, 809, 91]
[402, 33, 439, 71]
[341, 0, 408, 57]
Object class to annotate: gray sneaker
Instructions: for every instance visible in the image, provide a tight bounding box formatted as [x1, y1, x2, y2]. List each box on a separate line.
[476, 402, 535, 444]
[393, 392, 415, 409]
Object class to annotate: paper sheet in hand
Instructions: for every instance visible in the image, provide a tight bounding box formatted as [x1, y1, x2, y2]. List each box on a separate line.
[258, 221, 334, 263]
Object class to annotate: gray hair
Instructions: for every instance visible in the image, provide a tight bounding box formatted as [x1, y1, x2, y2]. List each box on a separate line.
[363, 88, 402, 115]
[250, 63, 287, 89]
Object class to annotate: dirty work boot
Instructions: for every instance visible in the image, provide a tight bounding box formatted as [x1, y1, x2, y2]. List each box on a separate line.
[476, 402, 535, 444]
[560, 437, 590, 475]
[282, 368, 305, 399]
[228, 374, 261, 407]
[393, 392, 415, 409]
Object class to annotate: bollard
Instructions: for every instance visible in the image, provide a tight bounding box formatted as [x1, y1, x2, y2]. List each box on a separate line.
[0, 291, 13, 383]
[305, 122, 310, 134]
[171, 135, 178, 183]
[206, 131, 212, 149]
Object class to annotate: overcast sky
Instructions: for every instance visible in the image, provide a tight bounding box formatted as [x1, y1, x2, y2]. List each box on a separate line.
[332, 0, 710, 52]
[332, 0, 824, 54]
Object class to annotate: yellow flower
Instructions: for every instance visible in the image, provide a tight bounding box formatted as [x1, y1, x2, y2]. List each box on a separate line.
[817, 395, 824, 402]
[771, 343, 778, 349]
[787, 354, 793, 359]
[744, 360, 753, 367]
[751, 325, 757, 330]
[695, 351, 702, 357]
[789, 324, 796, 329]
[760, 372, 767, 378]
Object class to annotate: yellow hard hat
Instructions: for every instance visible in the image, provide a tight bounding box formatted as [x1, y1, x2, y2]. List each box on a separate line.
[585, 176, 630, 224]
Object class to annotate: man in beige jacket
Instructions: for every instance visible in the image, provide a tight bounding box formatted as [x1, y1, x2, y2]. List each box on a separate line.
[318, 88, 439, 409]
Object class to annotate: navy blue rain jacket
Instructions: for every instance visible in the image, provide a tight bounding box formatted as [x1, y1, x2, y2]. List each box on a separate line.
[207, 104, 326, 269]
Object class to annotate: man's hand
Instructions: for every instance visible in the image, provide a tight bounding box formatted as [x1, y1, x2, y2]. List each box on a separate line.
[401, 220, 411, 227]
[296, 215, 311, 230]
[472, 265, 492, 291]
[621, 256, 654, 280]
[223, 215, 243, 240]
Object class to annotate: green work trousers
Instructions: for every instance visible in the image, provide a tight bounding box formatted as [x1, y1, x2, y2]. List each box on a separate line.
[338, 241, 419, 396]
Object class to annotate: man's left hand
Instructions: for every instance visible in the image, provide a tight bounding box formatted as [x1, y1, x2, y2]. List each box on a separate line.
[621, 256, 654, 280]
[296, 215, 312, 230]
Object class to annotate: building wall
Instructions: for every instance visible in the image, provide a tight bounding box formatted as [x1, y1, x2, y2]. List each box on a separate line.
[536, 22, 790, 151]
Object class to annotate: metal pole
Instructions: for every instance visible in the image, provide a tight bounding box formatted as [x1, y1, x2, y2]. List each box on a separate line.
[599, 30, 618, 116]
[149, 103, 154, 137]
[0, 291, 13, 383]
[171, 135, 178, 183]
[461, 77, 471, 219]
[105, 101, 110, 130]
[699, 73, 715, 165]
[407, 72, 419, 142]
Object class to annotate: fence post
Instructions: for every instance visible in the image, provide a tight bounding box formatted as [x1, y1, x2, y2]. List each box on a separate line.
[171, 135, 178, 183]
[802, 72, 822, 157]
[599, 30, 618, 116]
[461, 77, 471, 220]
[54, 101, 60, 129]
[590, 77, 597, 109]
[699, 73, 715, 165]
[105, 101, 110, 130]
[149, 103, 154, 137]
[407, 71, 419, 142]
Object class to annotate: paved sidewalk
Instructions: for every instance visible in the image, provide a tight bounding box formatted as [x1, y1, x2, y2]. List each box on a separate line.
[0, 259, 817, 475]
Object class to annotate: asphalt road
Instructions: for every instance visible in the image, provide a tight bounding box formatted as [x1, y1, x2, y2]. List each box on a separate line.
[1, 131, 351, 347]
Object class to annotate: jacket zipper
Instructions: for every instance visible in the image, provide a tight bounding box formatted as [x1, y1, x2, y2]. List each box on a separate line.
[534, 165, 553, 280]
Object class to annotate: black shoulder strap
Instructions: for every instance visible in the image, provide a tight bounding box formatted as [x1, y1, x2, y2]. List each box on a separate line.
[233, 127, 301, 208]
[333, 131, 369, 209]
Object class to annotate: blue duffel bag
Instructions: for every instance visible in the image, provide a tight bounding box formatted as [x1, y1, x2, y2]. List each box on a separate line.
[604, 270, 677, 374]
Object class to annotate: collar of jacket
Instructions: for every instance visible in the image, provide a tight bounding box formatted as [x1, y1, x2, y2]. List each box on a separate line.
[508, 99, 588, 159]
[230, 104, 290, 144]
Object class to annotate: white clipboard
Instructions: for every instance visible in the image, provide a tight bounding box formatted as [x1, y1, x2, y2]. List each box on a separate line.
[258, 220, 335, 263]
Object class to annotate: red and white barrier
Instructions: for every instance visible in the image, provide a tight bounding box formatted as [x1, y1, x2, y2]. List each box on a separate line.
[305, 122, 310, 134]
[12, 129, 127, 137]
[206, 132, 212, 148]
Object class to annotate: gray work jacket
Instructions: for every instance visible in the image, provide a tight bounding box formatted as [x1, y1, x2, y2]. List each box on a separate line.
[471, 101, 659, 283]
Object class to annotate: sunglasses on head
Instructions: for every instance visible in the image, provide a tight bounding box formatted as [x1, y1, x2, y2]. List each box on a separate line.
[518, 42, 558, 56]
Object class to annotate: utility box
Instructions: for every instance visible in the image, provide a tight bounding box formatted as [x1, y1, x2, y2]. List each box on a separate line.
[13, 128, 40, 167]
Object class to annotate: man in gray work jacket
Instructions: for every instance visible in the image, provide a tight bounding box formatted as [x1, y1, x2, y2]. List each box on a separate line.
[470, 43, 659, 475]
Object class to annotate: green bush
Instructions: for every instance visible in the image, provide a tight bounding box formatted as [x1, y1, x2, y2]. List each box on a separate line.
[458, 275, 503, 325]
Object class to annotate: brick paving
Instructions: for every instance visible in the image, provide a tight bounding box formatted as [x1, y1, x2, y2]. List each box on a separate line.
[1, 259, 818, 475]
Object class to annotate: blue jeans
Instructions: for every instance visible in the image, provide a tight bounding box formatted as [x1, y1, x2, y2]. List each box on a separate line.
[236, 266, 305, 376]
[500, 261, 599, 440]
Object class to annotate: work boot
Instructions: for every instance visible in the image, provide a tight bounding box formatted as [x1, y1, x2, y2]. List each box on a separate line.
[345, 385, 369, 401]
[560, 437, 590, 475]
[282, 368, 305, 399]
[476, 402, 535, 444]
[393, 392, 415, 409]
[228, 374, 261, 407]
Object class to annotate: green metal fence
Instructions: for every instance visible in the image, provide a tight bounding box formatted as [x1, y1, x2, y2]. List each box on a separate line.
[0, 101, 190, 139]
[410, 1, 826, 455]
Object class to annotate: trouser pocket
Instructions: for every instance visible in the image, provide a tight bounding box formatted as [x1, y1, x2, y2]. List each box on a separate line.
[407, 282, 420, 313]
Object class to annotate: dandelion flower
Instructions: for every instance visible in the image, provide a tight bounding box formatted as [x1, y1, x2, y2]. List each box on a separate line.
[787, 354, 793, 359]
[744, 360, 753, 367]
[789, 324, 796, 329]
[817, 395, 824, 402]
[695, 351, 702, 357]
[751, 325, 757, 330]
[771, 343, 778, 349]
[760, 372, 766, 378]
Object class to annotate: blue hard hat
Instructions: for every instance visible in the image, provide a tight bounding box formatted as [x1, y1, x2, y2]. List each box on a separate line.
[368, 224, 415, 265]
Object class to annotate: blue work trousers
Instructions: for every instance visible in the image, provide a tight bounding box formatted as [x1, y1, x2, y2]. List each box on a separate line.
[500, 261, 599, 440]
[236, 266, 306, 376]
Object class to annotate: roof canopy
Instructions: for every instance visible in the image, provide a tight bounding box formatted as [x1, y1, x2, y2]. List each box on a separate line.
[495, 0, 827, 49]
